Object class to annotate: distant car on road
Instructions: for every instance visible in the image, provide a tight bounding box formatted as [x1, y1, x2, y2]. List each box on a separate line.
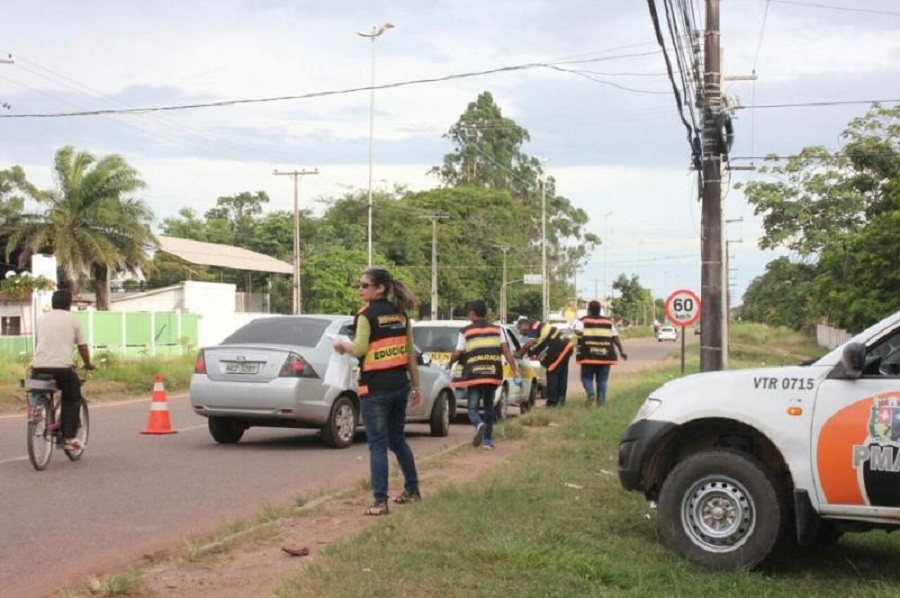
[657, 326, 678, 342]
[190, 315, 454, 449]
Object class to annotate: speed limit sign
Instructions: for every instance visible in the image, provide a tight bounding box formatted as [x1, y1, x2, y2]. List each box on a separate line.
[665, 289, 701, 328]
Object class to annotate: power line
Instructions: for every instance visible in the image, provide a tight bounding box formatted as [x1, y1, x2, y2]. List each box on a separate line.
[752, 1, 772, 73]
[544, 65, 671, 94]
[738, 98, 900, 110]
[770, 0, 900, 17]
[647, 0, 698, 153]
[0, 53, 664, 120]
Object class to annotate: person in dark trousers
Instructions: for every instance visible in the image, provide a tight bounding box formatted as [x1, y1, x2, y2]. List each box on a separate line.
[447, 301, 521, 449]
[32, 289, 96, 451]
[572, 300, 627, 406]
[515, 317, 574, 407]
[333, 267, 422, 516]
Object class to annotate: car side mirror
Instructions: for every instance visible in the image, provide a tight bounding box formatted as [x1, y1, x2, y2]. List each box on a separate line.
[841, 342, 866, 379]
[418, 352, 432, 366]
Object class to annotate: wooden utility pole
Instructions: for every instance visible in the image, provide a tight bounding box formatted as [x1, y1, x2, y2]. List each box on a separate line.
[700, 0, 724, 372]
[426, 211, 450, 320]
[273, 168, 319, 314]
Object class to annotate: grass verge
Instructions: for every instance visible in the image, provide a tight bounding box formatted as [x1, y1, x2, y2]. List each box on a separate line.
[273, 361, 900, 597]
[0, 353, 195, 414]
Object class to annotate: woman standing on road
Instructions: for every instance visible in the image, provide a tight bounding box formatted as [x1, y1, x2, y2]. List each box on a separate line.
[333, 267, 422, 516]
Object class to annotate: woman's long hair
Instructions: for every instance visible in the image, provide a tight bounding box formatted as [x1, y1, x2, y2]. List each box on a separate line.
[364, 267, 418, 311]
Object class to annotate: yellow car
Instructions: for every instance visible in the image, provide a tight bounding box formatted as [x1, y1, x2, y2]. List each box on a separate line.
[411, 320, 539, 419]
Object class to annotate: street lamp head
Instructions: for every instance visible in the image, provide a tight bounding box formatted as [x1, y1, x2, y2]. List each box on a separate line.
[358, 23, 395, 38]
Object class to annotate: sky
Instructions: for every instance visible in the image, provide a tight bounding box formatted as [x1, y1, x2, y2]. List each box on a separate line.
[1, 0, 899, 308]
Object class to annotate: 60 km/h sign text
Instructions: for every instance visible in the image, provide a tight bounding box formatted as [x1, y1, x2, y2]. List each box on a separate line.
[665, 289, 701, 327]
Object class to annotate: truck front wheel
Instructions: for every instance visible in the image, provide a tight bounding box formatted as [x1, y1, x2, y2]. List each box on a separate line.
[657, 450, 785, 570]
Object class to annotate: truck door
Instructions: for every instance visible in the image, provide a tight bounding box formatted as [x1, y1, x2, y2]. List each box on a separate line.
[812, 333, 900, 515]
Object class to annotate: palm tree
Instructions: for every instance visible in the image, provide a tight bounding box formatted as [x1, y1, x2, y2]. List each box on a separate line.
[6, 146, 155, 310]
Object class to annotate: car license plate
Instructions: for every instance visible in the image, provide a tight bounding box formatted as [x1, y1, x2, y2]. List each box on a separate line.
[224, 362, 260, 375]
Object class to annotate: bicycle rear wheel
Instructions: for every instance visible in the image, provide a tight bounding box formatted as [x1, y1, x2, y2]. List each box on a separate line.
[63, 400, 90, 461]
[27, 395, 53, 471]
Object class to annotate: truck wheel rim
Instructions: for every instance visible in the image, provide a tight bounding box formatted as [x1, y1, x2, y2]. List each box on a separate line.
[681, 477, 755, 552]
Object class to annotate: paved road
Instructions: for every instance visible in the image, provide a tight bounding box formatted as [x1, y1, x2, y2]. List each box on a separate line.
[0, 334, 686, 597]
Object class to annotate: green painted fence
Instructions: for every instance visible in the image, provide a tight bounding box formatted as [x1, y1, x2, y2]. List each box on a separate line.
[0, 311, 200, 358]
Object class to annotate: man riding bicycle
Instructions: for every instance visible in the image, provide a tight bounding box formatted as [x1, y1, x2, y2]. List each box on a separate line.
[32, 289, 95, 452]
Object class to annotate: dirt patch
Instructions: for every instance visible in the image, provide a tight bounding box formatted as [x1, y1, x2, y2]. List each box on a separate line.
[86, 427, 546, 598]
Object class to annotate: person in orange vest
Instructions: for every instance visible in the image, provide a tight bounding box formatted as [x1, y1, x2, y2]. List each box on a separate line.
[515, 317, 574, 407]
[333, 267, 422, 516]
[572, 300, 627, 406]
[447, 300, 521, 449]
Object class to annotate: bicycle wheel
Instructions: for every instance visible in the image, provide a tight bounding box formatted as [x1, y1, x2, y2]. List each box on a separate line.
[64, 400, 89, 461]
[27, 395, 53, 471]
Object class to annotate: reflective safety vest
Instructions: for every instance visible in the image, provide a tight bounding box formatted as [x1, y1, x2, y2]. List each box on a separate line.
[576, 316, 618, 365]
[452, 320, 503, 388]
[357, 299, 410, 397]
[528, 321, 574, 372]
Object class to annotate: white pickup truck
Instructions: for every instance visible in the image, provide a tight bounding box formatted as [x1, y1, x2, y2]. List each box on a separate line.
[619, 310, 900, 569]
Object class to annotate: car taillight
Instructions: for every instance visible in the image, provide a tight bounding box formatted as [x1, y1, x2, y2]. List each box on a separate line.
[279, 352, 317, 378]
[194, 351, 207, 375]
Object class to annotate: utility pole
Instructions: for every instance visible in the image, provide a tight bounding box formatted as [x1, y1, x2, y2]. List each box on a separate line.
[699, 0, 724, 372]
[497, 245, 511, 323]
[724, 235, 742, 368]
[537, 157, 551, 323]
[273, 168, 319, 315]
[425, 211, 450, 320]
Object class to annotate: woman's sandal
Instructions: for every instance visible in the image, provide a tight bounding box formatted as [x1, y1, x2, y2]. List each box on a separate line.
[365, 501, 389, 516]
[393, 490, 422, 504]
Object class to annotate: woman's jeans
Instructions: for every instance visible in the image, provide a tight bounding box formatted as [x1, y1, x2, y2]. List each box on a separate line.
[360, 385, 419, 503]
[581, 364, 612, 406]
[466, 385, 495, 441]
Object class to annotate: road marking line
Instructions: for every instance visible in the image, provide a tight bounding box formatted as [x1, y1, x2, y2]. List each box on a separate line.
[0, 456, 29, 465]
[177, 424, 206, 432]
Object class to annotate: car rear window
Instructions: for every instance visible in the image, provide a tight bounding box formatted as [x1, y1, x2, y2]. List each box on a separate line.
[412, 326, 461, 352]
[223, 317, 331, 347]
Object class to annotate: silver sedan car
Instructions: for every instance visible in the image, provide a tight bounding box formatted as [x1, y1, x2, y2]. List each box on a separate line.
[190, 315, 454, 448]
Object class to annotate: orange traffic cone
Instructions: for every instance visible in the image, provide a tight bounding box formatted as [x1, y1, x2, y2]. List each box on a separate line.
[141, 374, 178, 435]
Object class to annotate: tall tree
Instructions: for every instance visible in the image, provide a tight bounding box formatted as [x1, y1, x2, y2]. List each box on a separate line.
[5, 146, 154, 309]
[740, 104, 900, 330]
[1, 166, 40, 278]
[435, 91, 600, 315]
[611, 273, 653, 325]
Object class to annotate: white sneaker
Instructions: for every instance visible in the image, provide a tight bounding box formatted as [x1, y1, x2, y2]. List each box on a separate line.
[472, 423, 486, 447]
[64, 438, 83, 452]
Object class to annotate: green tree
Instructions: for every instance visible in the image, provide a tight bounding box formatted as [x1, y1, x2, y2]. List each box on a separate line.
[611, 274, 652, 325]
[1, 166, 39, 278]
[740, 257, 818, 331]
[435, 91, 599, 315]
[740, 104, 900, 330]
[205, 191, 270, 246]
[4, 147, 154, 309]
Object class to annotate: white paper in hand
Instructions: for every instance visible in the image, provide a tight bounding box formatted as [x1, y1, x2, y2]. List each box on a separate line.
[323, 351, 356, 390]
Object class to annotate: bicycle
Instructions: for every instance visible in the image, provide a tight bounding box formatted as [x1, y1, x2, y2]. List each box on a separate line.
[22, 368, 90, 471]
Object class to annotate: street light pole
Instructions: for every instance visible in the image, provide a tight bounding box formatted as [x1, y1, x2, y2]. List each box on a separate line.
[540, 167, 549, 322]
[603, 211, 612, 299]
[358, 23, 394, 268]
[499, 246, 510, 323]
[274, 168, 319, 314]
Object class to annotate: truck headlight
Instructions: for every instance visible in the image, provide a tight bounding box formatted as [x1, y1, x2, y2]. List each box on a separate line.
[631, 398, 662, 423]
